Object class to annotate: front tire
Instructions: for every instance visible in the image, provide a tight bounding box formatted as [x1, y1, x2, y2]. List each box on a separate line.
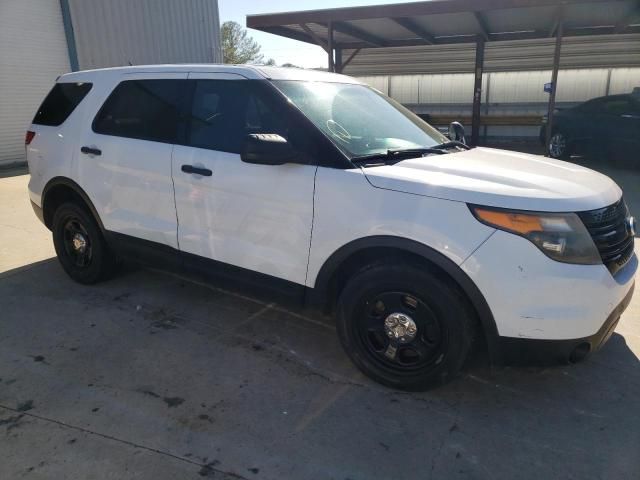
[336, 263, 476, 391]
[548, 131, 572, 159]
[52, 202, 117, 284]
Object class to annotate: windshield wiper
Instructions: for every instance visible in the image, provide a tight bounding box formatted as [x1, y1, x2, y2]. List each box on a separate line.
[351, 147, 447, 166]
[388, 147, 449, 156]
[430, 140, 471, 151]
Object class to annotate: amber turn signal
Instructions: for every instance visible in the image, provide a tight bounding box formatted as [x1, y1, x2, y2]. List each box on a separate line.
[472, 208, 544, 235]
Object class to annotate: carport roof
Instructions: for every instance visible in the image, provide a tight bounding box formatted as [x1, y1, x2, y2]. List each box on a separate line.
[246, 0, 640, 48]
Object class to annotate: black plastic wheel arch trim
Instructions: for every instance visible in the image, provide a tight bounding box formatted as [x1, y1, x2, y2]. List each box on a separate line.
[308, 235, 501, 364]
[41, 177, 106, 233]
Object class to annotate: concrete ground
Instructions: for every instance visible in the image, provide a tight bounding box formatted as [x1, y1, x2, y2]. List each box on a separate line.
[1, 172, 639, 480]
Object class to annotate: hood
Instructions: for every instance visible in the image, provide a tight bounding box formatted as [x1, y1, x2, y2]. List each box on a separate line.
[362, 147, 621, 212]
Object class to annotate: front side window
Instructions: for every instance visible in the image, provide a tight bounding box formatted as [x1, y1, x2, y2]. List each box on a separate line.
[188, 80, 288, 154]
[93, 80, 188, 143]
[33, 82, 92, 126]
[272, 80, 447, 159]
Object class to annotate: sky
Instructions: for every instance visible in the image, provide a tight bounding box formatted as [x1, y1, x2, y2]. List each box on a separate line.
[218, 0, 424, 68]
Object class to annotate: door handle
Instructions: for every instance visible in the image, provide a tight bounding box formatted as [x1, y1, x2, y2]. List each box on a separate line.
[81, 146, 102, 156]
[181, 164, 212, 176]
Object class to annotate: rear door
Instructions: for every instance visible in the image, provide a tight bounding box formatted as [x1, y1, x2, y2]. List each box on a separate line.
[77, 73, 189, 249]
[172, 74, 317, 286]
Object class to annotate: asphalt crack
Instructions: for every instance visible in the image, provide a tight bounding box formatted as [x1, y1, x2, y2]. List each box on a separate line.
[0, 414, 25, 432]
[428, 390, 463, 479]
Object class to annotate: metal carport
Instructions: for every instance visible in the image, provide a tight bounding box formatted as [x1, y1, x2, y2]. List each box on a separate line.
[247, 0, 640, 148]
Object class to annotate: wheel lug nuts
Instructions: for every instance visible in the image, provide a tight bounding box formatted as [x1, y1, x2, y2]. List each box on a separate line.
[383, 312, 418, 344]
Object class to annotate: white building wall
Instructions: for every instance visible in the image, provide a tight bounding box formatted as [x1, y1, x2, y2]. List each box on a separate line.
[419, 74, 477, 104]
[610, 67, 640, 94]
[488, 71, 551, 103]
[357, 75, 389, 95]
[0, 0, 71, 167]
[0, 0, 221, 166]
[389, 75, 420, 104]
[68, 0, 222, 69]
[556, 69, 610, 102]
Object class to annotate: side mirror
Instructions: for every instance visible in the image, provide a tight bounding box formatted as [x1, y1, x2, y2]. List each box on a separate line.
[448, 121, 466, 145]
[241, 134, 297, 165]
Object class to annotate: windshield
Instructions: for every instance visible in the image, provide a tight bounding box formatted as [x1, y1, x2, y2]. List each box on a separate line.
[272, 80, 447, 159]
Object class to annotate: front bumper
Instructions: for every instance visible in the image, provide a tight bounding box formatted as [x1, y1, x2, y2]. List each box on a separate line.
[461, 229, 637, 349]
[497, 282, 634, 364]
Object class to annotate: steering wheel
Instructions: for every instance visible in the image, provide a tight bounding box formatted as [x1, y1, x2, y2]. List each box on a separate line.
[205, 112, 223, 123]
[326, 119, 351, 144]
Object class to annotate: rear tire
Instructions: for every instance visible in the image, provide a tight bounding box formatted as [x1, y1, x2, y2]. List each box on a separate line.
[52, 202, 117, 284]
[336, 263, 475, 391]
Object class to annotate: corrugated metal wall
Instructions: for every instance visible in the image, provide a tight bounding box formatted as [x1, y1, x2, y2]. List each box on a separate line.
[68, 0, 222, 69]
[365, 68, 640, 105]
[343, 34, 640, 76]
[611, 67, 640, 93]
[357, 76, 390, 94]
[346, 44, 476, 76]
[0, 0, 71, 166]
[357, 67, 640, 139]
[388, 74, 480, 104]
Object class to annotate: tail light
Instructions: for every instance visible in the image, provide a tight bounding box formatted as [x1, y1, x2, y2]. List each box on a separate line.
[25, 131, 36, 145]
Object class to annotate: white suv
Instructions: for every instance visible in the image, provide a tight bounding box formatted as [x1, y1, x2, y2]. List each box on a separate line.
[27, 65, 636, 390]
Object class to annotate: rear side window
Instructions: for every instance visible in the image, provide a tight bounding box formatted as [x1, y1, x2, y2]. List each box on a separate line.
[601, 98, 634, 115]
[33, 82, 92, 126]
[93, 80, 188, 143]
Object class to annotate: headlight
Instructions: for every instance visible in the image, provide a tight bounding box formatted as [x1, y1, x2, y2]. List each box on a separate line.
[469, 205, 601, 265]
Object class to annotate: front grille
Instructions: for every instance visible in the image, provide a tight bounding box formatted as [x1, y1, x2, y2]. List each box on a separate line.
[578, 199, 635, 275]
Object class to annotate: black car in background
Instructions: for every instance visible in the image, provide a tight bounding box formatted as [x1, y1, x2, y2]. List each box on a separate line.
[541, 92, 640, 164]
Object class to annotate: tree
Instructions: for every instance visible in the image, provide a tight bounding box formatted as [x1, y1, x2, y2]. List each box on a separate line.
[221, 21, 265, 64]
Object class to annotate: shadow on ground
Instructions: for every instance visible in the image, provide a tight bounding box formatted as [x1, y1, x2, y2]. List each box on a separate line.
[0, 163, 28, 179]
[1, 258, 639, 479]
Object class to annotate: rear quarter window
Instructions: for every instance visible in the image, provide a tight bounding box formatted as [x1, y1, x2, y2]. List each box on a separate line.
[33, 82, 92, 126]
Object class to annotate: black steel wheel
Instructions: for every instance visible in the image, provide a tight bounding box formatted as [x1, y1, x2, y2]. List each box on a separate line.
[52, 202, 117, 284]
[62, 217, 93, 268]
[337, 262, 476, 391]
[355, 291, 447, 373]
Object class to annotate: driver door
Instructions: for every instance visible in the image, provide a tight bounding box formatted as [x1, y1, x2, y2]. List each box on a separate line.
[171, 73, 318, 289]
